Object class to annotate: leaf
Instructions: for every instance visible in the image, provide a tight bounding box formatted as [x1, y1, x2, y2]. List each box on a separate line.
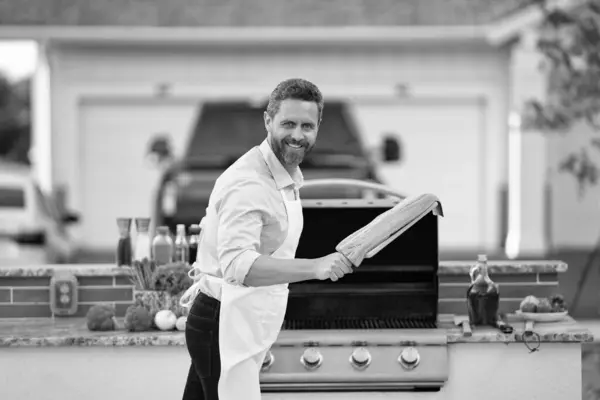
[589, 1, 600, 15]
[559, 154, 578, 173]
[585, 111, 600, 129]
[558, 149, 600, 197]
[545, 9, 577, 28]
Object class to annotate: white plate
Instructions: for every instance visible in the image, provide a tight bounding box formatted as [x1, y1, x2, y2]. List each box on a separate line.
[515, 310, 568, 322]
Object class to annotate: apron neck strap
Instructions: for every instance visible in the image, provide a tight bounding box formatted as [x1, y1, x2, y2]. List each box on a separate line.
[258, 142, 299, 200]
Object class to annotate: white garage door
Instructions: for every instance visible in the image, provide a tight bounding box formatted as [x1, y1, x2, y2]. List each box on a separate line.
[351, 99, 486, 251]
[78, 100, 198, 249]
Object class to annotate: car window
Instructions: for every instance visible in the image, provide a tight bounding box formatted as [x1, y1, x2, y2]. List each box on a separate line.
[0, 187, 25, 208]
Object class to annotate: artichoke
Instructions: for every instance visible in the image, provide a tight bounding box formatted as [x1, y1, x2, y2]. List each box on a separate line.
[86, 304, 117, 331]
[124, 305, 153, 332]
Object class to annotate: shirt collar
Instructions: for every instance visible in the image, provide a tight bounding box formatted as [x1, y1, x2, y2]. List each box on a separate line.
[259, 139, 304, 190]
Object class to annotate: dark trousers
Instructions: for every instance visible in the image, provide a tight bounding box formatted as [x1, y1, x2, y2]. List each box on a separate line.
[182, 292, 221, 400]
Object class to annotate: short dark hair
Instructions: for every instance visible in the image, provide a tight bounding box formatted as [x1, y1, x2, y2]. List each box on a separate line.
[266, 78, 324, 121]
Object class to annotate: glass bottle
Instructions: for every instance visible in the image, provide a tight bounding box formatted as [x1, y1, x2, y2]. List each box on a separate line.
[133, 218, 152, 262]
[174, 224, 190, 264]
[467, 254, 500, 326]
[152, 226, 174, 266]
[116, 218, 132, 267]
[188, 224, 201, 264]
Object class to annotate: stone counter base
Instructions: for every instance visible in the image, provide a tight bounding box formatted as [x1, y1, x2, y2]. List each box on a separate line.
[0, 343, 583, 400]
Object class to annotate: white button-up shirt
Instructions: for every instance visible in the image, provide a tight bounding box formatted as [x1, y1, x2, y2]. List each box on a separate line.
[194, 139, 303, 300]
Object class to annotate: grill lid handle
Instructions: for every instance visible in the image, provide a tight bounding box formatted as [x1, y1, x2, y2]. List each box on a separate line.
[301, 178, 406, 199]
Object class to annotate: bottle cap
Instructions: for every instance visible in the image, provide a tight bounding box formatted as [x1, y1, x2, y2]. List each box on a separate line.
[477, 254, 487, 262]
[116, 218, 132, 235]
[189, 224, 201, 234]
[134, 218, 151, 232]
[157, 226, 170, 235]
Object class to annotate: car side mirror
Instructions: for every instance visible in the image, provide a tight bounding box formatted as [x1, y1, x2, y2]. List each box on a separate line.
[12, 231, 47, 246]
[382, 135, 401, 162]
[62, 212, 80, 224]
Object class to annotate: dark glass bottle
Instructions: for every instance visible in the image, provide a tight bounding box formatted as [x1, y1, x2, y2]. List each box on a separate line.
[188, 224, 201, 264]
[116, 218, 132, 267]
[467, 255, 500, 326]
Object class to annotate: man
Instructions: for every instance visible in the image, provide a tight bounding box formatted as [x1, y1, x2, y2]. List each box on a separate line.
[180, 78, 353, 400]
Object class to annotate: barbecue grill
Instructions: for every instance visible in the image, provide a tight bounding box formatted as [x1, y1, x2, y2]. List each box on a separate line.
[260, 180, 449, 393]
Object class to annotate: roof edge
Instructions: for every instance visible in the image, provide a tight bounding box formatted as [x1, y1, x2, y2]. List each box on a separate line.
[486, 0, 584, 46]
[0, 25, 489, 45]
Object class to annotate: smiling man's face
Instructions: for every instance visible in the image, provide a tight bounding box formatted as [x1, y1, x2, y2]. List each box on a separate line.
[264, 98, 320, 171]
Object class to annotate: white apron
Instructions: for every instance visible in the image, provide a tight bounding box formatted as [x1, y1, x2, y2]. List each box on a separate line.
[218, 151, 303, 400]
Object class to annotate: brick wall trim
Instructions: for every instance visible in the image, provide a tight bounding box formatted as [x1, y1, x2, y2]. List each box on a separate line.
[0, 262, 567, 318]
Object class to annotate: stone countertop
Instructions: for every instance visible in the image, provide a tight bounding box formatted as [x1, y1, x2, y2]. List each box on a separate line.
[0, 260, 568, 278]
[0, 314, 591, 348]
[438, 314, 593, 344]
[438, 260, 567, 275]
[0, 318, 186, 347]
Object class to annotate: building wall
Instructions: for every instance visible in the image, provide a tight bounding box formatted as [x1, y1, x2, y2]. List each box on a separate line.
[547, 121, 600, 250]
[46, 42, 510, 252]
[507, 30, 600, 253]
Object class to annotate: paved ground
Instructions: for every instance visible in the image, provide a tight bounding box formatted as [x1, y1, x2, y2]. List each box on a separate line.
[583, 339, 600, 400]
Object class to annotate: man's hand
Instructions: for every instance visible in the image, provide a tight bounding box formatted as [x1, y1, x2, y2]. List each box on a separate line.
[313, 253, 354, 282]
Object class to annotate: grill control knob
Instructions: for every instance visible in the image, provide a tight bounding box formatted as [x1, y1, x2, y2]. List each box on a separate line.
[349, 347, 372, 370]
[300, 348, 323, 370]
[261, 350, 274, 372]
[398, 347, 420, 370]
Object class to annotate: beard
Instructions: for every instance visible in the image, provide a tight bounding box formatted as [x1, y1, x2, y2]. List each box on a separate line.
[272, 137, 313, 168]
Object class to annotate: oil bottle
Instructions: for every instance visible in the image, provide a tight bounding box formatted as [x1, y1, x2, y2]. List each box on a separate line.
[188, 224, 201, 264]
[174, 224, 190, 264]
[467, 254, 500, 326]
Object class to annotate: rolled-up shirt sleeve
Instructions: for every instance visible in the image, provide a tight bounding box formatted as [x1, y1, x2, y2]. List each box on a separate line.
[216, 177, 271, 286]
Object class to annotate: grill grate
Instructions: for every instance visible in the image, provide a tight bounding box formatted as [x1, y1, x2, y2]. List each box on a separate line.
[282, 317, 437, 330]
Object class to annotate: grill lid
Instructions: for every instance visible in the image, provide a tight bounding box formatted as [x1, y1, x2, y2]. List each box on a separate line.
[285, 200, 442, 327]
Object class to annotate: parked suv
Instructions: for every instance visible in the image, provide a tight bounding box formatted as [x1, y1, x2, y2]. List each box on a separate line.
[0, 162, 81, 264]
[153, 101, 399, 233]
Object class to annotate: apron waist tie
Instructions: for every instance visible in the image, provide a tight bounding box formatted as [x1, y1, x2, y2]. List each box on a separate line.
[180, 269, 224, 307]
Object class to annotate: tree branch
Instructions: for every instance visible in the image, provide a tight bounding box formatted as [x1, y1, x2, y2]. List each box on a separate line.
[526, 0, 600, 194]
